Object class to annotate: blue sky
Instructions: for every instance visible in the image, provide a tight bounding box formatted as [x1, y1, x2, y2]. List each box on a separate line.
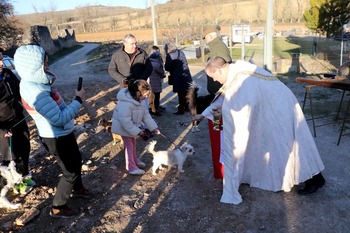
[12, 0, 169, 15]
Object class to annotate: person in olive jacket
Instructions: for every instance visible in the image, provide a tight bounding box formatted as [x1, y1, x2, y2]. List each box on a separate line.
[201, 25, 232, 179]
[202, 25, 232, 96]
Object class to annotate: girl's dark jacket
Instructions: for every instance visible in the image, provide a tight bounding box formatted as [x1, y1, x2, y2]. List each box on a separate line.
[164, 49, 193, 93]
[0, 68, 25, 129]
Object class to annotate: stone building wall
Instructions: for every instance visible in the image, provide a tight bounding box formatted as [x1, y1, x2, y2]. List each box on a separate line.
[30, 26, 77, 55]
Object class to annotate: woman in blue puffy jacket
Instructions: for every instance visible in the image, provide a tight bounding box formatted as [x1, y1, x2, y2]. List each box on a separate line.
[14, 44, 90, 218]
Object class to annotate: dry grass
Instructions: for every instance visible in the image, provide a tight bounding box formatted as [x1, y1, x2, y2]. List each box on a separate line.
[16, 0, 310, 43]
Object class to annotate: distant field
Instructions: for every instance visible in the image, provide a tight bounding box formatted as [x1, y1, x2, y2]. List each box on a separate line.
[76, 29, 156, 43]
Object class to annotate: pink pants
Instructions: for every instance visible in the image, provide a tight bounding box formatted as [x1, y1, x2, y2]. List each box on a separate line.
[121, 136, 140, 171]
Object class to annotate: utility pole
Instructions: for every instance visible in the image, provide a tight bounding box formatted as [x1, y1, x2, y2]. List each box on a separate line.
[151, 0, 158, 45]
[264, 0, 274, 71]
[339, 16, 344, 66]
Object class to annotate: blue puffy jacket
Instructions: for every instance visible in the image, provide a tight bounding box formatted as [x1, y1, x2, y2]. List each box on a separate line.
[14, 45, 81, 138]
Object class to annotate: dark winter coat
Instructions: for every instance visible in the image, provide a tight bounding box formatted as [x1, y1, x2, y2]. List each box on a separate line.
[148, 52, 165, 93]
[108, 46, 153, 85]
[164, 49, 192, 93]
[0, 68, 25, 129]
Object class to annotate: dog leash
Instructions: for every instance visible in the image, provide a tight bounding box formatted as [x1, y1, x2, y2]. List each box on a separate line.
[10, 115, 30, 131]
[8, 115, 31, 160]
[159, 132, 178, 148]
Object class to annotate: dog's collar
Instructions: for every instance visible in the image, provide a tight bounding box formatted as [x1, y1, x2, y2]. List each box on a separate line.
[175, 146, 182, 152]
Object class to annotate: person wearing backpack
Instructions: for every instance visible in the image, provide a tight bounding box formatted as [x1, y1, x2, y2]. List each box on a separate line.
[164, 42, 193, 115]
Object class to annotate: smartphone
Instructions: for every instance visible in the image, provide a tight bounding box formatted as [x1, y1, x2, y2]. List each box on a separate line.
[77, 77, 83, 91]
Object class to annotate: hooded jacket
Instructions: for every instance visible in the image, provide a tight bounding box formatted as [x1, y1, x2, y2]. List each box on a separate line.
[14, 45, 81, 138]
[111, 88, 158, 137]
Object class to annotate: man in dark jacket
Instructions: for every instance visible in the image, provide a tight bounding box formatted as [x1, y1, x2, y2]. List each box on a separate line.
[0, 52, 32, 190]
[108, 34, 152, 87]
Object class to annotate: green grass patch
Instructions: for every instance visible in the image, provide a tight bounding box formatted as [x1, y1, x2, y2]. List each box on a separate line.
[49, 44, 84, 65]
[229, 36, 340, 61]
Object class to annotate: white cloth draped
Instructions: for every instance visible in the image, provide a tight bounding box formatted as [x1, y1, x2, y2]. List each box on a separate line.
[219, 61, 325, 204]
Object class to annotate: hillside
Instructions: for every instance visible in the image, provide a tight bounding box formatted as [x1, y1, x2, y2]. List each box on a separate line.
[14, 0, 310, 43]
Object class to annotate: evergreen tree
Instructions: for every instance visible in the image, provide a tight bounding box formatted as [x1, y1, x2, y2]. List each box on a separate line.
[304, 0, 350, 37]
[303, 0, 326, 34]
[318, 0, 350, 38]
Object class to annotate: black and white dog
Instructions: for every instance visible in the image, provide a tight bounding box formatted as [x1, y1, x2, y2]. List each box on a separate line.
[186, 83, 215, 132]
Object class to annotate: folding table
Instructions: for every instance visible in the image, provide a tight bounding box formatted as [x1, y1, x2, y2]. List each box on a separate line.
[296, 76, 350, 145]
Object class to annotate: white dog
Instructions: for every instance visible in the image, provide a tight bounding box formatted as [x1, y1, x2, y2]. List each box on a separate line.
[146, 140, 195, 175]
[0, 161, 22, 209]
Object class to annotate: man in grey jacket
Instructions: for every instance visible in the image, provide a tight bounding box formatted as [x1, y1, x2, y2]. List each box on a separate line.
[108, 34, 152, 87]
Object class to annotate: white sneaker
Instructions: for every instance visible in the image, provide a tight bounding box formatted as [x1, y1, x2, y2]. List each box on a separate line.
[137, 161, 146, 169]
[129, 169, 145, 175]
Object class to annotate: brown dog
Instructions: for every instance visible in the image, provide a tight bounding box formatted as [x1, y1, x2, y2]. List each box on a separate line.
[98, 119, 123, 145]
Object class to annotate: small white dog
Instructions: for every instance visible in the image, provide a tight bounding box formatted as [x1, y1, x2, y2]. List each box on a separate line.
[0, 161, 22, 209]
[146, 140, 195, 175]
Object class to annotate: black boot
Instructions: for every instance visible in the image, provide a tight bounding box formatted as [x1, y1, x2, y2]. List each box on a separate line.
[298, 173, 326, 195]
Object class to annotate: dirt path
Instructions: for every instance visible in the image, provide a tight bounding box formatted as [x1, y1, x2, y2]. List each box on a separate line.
[51, 43, 102, 86]
[1, 43, 350, 233]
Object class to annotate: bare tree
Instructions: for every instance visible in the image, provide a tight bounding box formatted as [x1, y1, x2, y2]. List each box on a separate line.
[0, 0, 23, 50]
[90, 6, 98, 32]
[47, 0, 59, 36]
[127, 12, 133, 30]
[281, 0, 288, 23]
[137, 11, 143, 29]
[31, 4, 49, 26]
[162, 2, 176, 27]
[231, 0, 238, 24]
[255, 0, 263, 24]
[296, 0, 305, 23]
[31, 4, 42, 25]
[274, 0, 281, 23]
[76, 5, 93, 33]
[110, 16, 118, 32]
[184, 1, 195, 26]
[209, 0, 222, 25]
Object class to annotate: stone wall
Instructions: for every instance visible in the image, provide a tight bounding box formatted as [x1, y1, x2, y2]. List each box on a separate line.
[30, 26, 77, 55]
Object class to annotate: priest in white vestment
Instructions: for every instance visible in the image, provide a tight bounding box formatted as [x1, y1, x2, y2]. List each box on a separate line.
[194, 57, 325, 204]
